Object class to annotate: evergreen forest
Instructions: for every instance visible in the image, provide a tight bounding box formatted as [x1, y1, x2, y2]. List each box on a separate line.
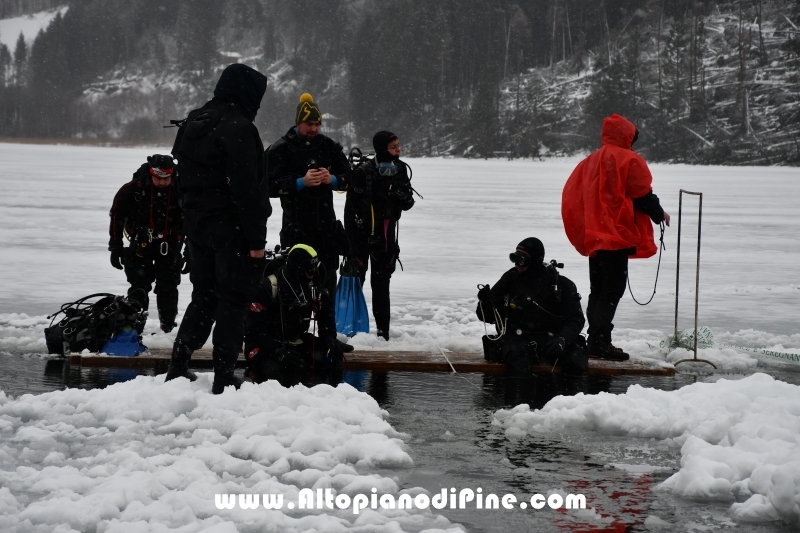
[0, 0, 798, 164]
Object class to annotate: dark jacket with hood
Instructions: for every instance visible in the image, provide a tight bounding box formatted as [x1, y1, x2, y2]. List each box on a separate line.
[109, 163, 183, 252]
[171, 64, 271, 251]
[477, 264, 585, 345]
[264, 128, 350, 267]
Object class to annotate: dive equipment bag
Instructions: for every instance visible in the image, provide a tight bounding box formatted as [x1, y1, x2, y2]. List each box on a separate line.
[44, 293, 147, 356]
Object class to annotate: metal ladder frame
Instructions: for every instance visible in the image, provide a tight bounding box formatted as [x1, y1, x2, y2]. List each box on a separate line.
[673, 189, 716, 369]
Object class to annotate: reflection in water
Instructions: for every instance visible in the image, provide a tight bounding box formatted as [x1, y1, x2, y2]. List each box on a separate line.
[246, 363, 344, 389]
[348, 371, 793, 533]
[477, 373, 594, 410]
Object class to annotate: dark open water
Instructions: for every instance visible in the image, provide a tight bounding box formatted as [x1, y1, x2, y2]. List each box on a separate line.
[1, 352, 798, 532]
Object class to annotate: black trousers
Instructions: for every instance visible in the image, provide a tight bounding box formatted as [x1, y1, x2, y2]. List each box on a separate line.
[357, 220, 399, 334]
[124, 244, 181, 324]
[586, 249, 629, 344]
[174, 217, 265, 372]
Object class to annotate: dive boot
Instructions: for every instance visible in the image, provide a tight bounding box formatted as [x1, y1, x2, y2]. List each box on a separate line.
[588, 341, 630, 361]
[165, 340, 197, 382]
[212, 372, 243, 394]
[337, 338, 355, 352]
[211, 348, 243, 394]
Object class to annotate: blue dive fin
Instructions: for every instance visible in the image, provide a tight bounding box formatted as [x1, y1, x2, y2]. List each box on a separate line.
[335, 273, 370, 336]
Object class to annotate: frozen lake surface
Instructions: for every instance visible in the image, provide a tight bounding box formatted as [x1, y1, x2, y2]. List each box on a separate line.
[0, 143, 798, 350]
[0, 142, 799, 531]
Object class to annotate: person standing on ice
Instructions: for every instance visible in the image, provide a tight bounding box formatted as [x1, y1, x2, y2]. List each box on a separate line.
[344, 131, 415, 341]
[476, 238, 587, 375]
[108, 154, 185, 333]
[164, 64, 271, 394]
[561, 114, 670, 361]
[265, 93, 353, 354]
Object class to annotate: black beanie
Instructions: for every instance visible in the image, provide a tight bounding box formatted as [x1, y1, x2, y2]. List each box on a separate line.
[517, 237, 545, 265]
[373, 130, 398, 162]
[147, 154, 174, 169]
[295, 93, 322, 125]
[213, 63, 268, 122]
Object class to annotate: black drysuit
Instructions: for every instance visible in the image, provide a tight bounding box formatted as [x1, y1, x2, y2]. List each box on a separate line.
[108, 163, 183, 325]
[244, 265, 341, 382]
[264, 128, 350, 339]
[171, 64, 271, 373]
[477, 265, 587, 374]
[344, 158, 414, 335]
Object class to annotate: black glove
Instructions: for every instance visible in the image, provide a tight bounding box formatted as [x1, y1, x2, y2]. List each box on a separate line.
[277, 344, 306, 373]
[401, 195, 415, 210]
[324, 336, 344, 364]
[110, 250, 124, 270]
[477, 284, 492, 303]
[544, 335, 566, 358]
[341, 256, 359, 276]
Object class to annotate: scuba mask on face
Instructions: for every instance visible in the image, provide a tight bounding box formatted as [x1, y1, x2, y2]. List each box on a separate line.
[377, 162, 398, 177]
[509, 251, 532, 268]
[300, 257, 321, 277]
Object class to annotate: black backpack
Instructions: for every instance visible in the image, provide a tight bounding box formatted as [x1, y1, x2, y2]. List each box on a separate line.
[44, 293, 146, 356]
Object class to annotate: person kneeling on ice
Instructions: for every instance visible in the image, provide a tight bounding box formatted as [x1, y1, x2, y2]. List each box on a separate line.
[476, 238, 588, 375]
[108, 154, 185, 333]
[244, 245, 344, 383]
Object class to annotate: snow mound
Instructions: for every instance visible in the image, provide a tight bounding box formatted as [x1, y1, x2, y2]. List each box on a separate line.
[0, 376, 462, 532]
[492, 373, 800, 525]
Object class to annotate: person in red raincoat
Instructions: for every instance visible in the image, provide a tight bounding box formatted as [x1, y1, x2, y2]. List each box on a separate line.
[561, 114, 670, 361]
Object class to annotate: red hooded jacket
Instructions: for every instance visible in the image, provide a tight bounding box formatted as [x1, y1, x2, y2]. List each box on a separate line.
[561, 114, 657, 259]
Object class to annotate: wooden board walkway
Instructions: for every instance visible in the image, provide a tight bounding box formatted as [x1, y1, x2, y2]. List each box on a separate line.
[70, 349, 675, 376]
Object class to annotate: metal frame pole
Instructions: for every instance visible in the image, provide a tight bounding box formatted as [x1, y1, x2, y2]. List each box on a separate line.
[674, 189, 716, 369]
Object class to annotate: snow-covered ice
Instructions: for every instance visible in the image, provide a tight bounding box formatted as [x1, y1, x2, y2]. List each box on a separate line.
[0, 374, 462, 532]
[493, 373, 800, 525]
[0, 142, 798, 365]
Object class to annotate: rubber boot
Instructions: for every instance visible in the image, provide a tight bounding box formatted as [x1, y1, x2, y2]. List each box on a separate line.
[376, 316, 390, 342]
[158, 309, 177, 333]
[588, 335, 630, 361]
[165, 339, 198, 382]
[212, 348, 243, 395]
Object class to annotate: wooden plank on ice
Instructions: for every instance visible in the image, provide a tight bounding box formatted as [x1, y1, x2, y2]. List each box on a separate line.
[69, 349, 675, 376]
